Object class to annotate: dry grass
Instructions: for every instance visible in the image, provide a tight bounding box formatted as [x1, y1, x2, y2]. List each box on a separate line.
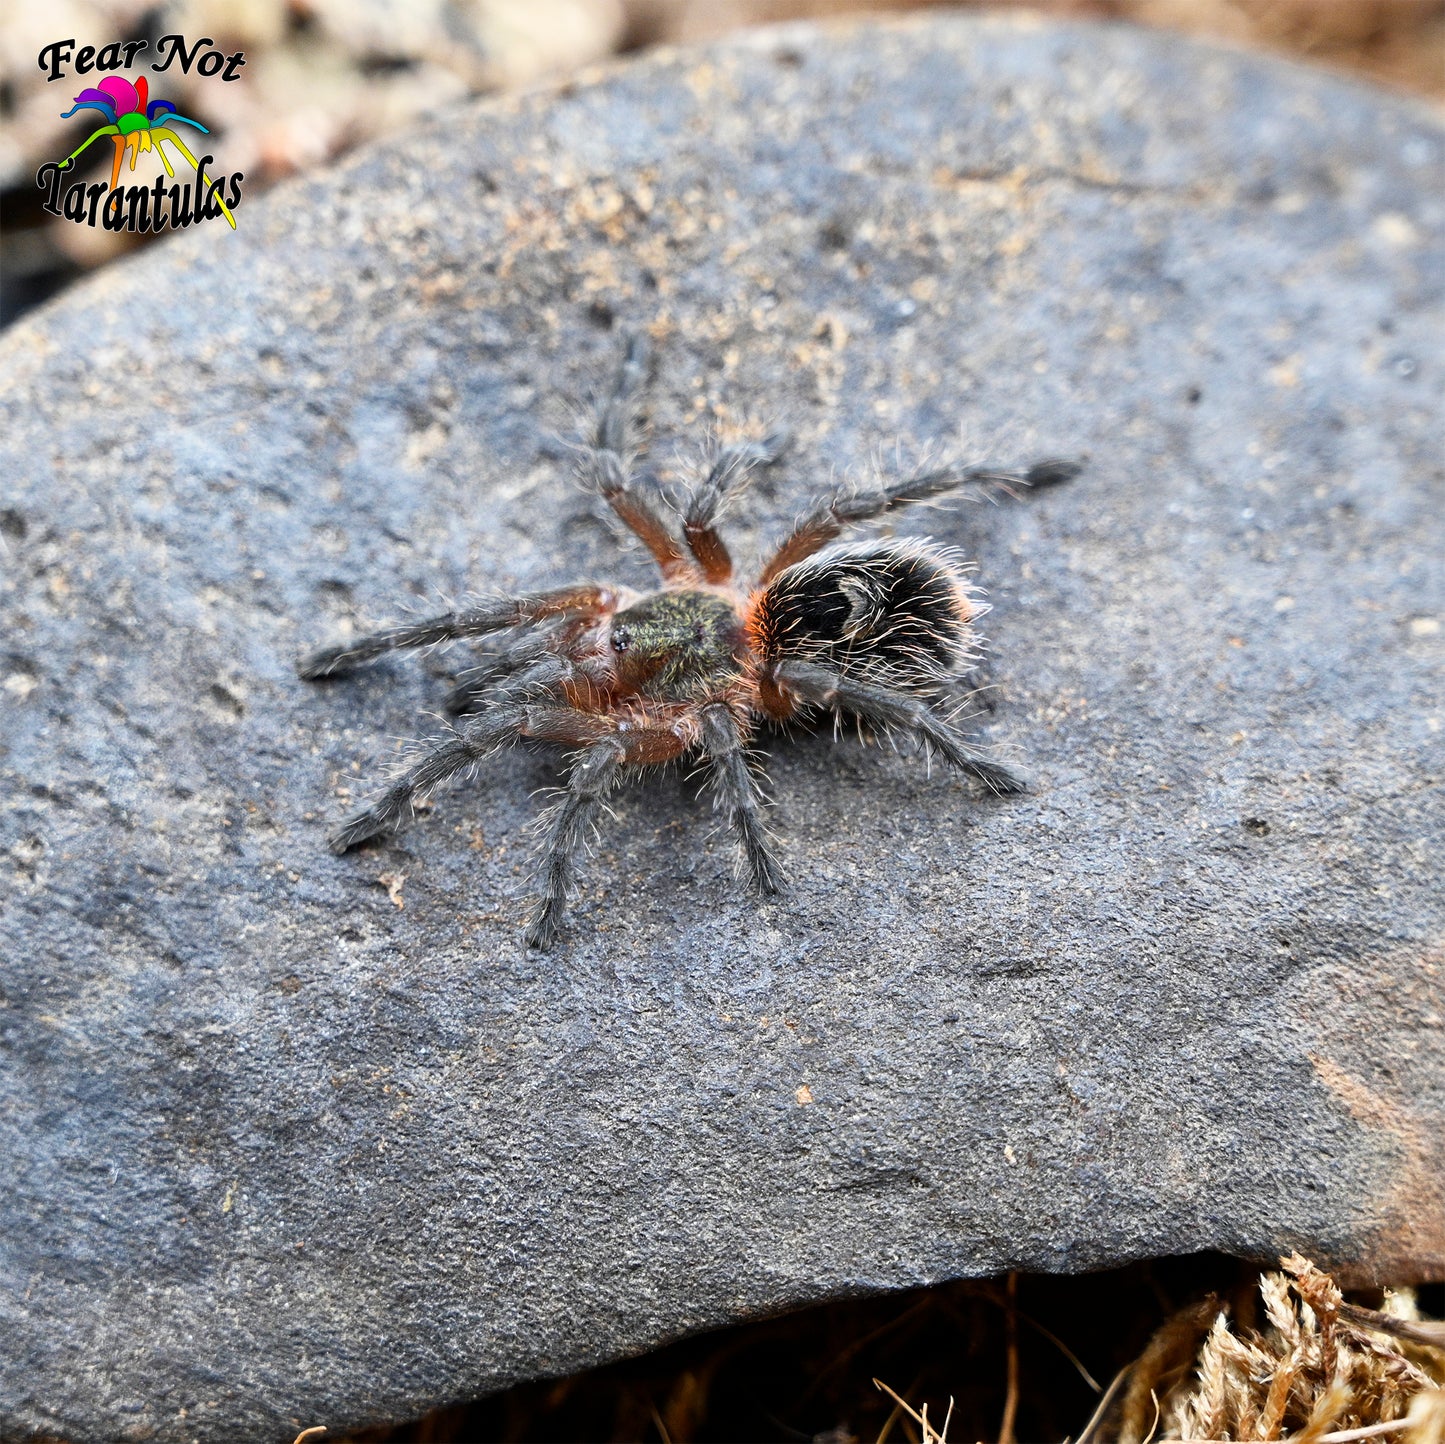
[1075, 1255, 1444, 1444]
[869, 1256, 1444, 1444]
[333, 1254, 1443, 1443]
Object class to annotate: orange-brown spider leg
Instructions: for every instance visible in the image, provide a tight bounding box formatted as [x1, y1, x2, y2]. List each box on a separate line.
[757, 460, 1083, 585]
[682, 432, 789, 583]
[108, 134, 126, 192]
[579, 333, 695, 582]
[526, 719, 691, 948]
[699, 702, 781, 893]
[297, 583, 617, 679]
[773, 659, 1025, 794]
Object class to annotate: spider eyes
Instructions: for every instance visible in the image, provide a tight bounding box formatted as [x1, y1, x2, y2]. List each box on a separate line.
[610, 619, 711, 653]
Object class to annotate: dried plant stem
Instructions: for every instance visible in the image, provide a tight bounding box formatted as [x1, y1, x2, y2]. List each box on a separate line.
[1339, 1305, 1445, 1352]
[874, 1378, 954, 1444]
[1159, 1419, 1420, 1444]
[1018, 1311, 1103, 1394]
[1142, 1388, 1162, 1444]
[1309, 1422, 1428, 1443]
[807, 1297, 934, 1405]
[876, 1397, 905, 1444]
[1076, 1366, 1134, 1444]
[1118, 1298, 1220, 1444]
[999, 1271, 1019, 1444]
[1135, 1255, 1442, 1443]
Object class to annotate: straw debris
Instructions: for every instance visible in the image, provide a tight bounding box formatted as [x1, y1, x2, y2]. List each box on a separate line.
[1119, 1255, 1443, 1443]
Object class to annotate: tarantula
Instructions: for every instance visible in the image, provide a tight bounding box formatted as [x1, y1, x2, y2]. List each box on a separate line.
[299, 336, 1079, 947]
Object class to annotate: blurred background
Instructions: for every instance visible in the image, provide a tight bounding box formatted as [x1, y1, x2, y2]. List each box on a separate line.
[2, 0, 1442, 328]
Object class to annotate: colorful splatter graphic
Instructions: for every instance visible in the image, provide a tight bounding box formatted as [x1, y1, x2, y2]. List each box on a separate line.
[58, 74, 236, 229]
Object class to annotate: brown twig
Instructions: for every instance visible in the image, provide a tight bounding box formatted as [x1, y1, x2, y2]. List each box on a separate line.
[876, 1395, 905, 1444]
[1141, 1389, 1162, 1444]
[999, 1271, 1019, 1444]
[1339, 1302, 1445, 1351]
[1303, 1420, 1417, 1443]
[1018, 1310, 1104, 1394]
[1075, 1365, 1133, 1444]
[1118, 1297, 1221, 1444]
[938, 1283, 1103, 1393]
[802, 1296, 935, 1404]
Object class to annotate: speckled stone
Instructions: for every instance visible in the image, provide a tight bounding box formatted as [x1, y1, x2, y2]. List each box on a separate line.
[1, 15, 1442, 1443]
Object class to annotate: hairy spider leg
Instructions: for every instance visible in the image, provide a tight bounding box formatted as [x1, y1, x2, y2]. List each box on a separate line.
[330, 695, 616, 852]
[699, 701, 782, 893]
[328, 656, 583, 849]
[330, 706, 524, 852]
[681, 432, 789, 583]
[297, 583, 617, 679]
[331, 647, 713, 854]
[527, 720, 693, 948]
[580, 333, 694, 581]
[773, 659, 1025, 795]
[443, 622, 566, 715]
[758, 459, 1085, 585]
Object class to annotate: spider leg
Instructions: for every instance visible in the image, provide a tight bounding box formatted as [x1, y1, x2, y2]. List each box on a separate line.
[328, 654, 581, 849]
[152, 135, 177, 178]
[758, 458, 1083, 585]
[297, 583, 616, 679]
[772, 659, 1025, 795]
[329, 702, 528, 853]
[699, 703, 783, 894]
[57, 123, 120, 173]
[579, 333, 694, 581]
[155, 128, 236, 227]
[526, 720, 692, 949]
[682, 432, 789, 583]
[443, 622, 562, 715]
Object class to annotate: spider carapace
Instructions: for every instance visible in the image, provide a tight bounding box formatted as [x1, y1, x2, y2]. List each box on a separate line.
[299, 335, 1080, 946]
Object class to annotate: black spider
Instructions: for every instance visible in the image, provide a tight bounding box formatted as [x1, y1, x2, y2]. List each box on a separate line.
[299, 336, 1079, 946]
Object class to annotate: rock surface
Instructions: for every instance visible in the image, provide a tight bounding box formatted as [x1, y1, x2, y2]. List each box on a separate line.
[1, 15, 1442, 1442]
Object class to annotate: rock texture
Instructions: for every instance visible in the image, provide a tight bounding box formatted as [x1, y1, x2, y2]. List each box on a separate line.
[1, 15, 1442, 1443]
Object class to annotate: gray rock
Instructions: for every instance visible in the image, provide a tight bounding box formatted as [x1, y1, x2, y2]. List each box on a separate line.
[1, 14, 1442, 1442]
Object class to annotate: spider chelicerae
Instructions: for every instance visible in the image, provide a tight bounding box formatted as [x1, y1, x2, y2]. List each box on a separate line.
[299, 336, 1079, 947]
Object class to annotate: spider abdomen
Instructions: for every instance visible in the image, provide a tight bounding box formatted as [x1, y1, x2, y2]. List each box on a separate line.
[747, 541, 978, 686]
